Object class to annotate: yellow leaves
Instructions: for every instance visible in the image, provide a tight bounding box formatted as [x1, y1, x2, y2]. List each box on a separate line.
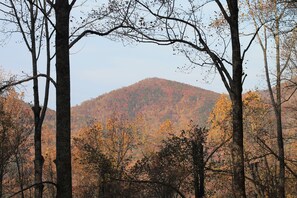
[94, 122, 103, 132]
[106, 117, 116, 131]
[145, 119, 175, 152]
[242, 91, 268, 113]
[158, 119, 173, 135]
[208, 94, 232, 142]
[75, 121, 105, 152]
[209, 94, 231, 123]
[208, 92, 270, 143]
[242, 92, 271, 139]
[74, 113, 145, 174]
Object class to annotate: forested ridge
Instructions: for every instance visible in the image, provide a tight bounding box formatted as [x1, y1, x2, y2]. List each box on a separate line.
[70, 78, 220, 132]
[1, 78, 297, 197]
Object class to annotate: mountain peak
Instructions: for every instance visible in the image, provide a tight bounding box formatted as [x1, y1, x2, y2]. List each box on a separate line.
[136, 77, 188, 86]
[71, 78, 220, 132]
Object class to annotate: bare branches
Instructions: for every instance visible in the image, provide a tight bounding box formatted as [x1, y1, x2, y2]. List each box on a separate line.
[31, 0, 55, 30]
[69, 25, 126, 49]
[111, 178, 186, 198]
[104, 0, 233, 92]
[0, 74, 56, 93]
[215, 0, 230, 23]
[7, 0, 32, 51]
[69, 0, 135, 48]
[205, 136, 232, 165]
[69, 0, 77, 9]
[242, 23, 264, 61]
[8, 181, 57, 198]
[255, 135, 297, 179]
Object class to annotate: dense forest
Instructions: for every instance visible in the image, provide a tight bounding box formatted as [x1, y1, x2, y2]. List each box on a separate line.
[0, 0, 296, 198]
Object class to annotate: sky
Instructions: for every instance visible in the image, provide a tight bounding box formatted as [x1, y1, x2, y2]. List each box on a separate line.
[0, 34, 266, 109]
[0, 0, 269, 110]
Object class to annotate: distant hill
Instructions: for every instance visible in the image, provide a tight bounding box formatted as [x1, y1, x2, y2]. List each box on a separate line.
[70, 78, 220, 132]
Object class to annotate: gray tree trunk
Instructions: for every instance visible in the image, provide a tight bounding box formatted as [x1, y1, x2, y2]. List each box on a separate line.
[274, 15, 285, 198]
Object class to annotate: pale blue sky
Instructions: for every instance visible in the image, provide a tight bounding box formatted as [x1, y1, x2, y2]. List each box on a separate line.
[0, 0, 269, 109]
[0, 34, 265, 109]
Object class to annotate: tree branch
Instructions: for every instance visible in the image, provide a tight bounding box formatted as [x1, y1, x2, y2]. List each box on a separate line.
[205, 136, 232, 165]
[69, 26, 124, 49]
[111, 178, 186, 198]
[242, 24, 263, 61]
[215, 0, 230, 23]
[8, 181, 57, 198]
[69, 0, 77, 9]
[255, 135, 297, 179]
[0, 74, 56, 92]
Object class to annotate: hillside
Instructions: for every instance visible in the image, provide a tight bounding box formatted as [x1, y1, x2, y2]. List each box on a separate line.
[71, 77, 220, 132]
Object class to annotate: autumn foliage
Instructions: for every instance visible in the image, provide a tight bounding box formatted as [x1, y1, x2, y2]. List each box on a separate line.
[1, 78, 297, 197]
[68, 91, 296, 197]
[0, 89, 33, 197]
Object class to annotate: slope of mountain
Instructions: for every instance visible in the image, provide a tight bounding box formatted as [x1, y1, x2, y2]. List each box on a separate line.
[71, 78, 220, 132]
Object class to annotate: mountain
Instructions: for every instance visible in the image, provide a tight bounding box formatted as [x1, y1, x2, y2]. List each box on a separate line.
[70, 77, 220, 132]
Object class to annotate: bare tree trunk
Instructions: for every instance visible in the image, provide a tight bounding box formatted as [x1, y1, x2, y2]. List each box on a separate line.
[250, 1, 286, 195]
[35, 1, 53, 196]
[2, 2, 49, 196]
[274, 14, 285, 198]
[48, 161, 56, 197]
[192, 137, 205, 198]
[15, 150, 25, 198]
[261, 4, 285, 197]
[228, 1, 246, 197]
[230, 90, 245, 198]
[28, 0, 44, 196]
[54, 1, 72, 197]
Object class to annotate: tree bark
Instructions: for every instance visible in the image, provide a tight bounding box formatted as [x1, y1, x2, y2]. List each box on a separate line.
[261, 3, 285, 196]
[15, 151, 25, 198]
[54, 1, 72, 197]
[250, 1, 286, 196]
[228, 1, 246, 197]
[230, 90, 245, 198]
[192, 136, 205, 198]
[274, 13, 285, 198]
[28, 1, 44, 197]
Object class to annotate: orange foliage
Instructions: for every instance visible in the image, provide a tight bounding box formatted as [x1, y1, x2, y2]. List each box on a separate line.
[208, 94, 232, 143]
[0, 89, 34, 196]
[70, 78, 219, 133]
[206, 91, 297, 196]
